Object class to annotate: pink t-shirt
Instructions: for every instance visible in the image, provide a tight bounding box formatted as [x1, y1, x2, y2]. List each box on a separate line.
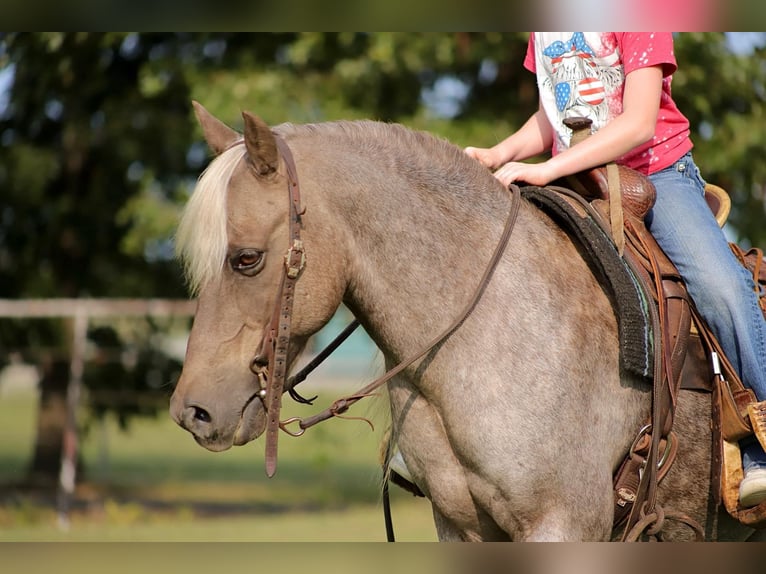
[524, 32, 692, 175]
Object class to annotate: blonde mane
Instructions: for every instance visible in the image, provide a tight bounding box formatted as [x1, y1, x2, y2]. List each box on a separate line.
[175, 141, 246, 295]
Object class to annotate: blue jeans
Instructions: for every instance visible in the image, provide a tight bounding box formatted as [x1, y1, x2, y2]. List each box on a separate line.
[646, 152, 766, 469]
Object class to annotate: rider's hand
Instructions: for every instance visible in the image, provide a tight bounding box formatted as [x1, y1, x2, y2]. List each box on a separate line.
[492, 160, 556, 187]
[464, 146, 501, 171]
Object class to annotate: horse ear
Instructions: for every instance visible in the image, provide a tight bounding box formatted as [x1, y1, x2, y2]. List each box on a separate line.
[242, 111, 279, 176]
[192, 101, 240, 156]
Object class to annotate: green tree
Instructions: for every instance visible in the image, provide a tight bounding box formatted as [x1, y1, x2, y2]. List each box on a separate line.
[0, 33, 197, 484]
[673, 32, 766, 247]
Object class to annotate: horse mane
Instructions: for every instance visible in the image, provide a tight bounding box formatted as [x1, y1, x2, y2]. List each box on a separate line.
[176, 120, 506, 295]
[176, 140, 246, 295]
[277, 120, 508, 216]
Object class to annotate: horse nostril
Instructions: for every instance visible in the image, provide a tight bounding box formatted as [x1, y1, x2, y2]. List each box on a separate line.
[192, 406, 211, 423]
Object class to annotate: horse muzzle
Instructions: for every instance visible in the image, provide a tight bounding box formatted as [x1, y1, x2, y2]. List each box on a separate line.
[169, 388, 267, 451]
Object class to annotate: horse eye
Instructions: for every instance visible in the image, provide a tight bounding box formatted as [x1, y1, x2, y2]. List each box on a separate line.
[229, 249, 264, 276]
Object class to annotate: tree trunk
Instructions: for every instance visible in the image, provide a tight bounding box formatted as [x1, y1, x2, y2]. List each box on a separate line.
[26, 357, 70, 488]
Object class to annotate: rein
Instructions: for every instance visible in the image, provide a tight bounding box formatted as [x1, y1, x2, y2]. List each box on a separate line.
[250, 133, 523, 477]
[291, 182, 522, 435]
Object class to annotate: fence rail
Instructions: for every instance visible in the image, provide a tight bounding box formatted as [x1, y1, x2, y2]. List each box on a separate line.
[0, 298, 196, 318]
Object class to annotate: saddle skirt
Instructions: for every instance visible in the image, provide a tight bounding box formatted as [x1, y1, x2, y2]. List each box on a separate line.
[521, 185, 654, 379]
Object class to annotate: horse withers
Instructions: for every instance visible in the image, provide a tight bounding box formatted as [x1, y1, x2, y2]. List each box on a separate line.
[170, 102, 763, 541]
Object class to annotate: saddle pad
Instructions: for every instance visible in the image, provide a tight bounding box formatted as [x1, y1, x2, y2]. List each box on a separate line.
[522, 186, 653, 379]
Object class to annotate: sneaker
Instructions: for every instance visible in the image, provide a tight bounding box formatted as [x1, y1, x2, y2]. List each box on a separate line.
[739, 467, 766, 508]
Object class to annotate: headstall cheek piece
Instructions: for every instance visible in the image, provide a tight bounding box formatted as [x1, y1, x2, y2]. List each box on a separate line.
[246, 132, 307, 477]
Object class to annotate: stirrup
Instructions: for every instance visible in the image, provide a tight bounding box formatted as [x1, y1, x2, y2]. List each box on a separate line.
[747, 400, 766, 452]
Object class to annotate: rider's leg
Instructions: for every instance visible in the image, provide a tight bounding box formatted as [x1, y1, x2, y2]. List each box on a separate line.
[647, 152, 766, 507]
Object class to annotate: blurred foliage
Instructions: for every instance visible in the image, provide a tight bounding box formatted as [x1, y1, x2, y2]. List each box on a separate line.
[4, 33, 762, 302]
[673, 32, 766, 247]
[0, 32, 195, 300]
[84, 321, 184, 431]
[0, 32, 765, 460]
[182, 32, 766, 244]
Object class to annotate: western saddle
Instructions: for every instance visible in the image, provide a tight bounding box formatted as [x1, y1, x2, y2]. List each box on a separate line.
[556, 117, 766, 538]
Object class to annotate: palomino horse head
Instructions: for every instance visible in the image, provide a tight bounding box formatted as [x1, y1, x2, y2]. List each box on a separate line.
[170, 103, 345, 453]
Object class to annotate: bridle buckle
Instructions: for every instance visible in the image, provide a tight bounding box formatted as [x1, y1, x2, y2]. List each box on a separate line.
[285, 239, 306, 279]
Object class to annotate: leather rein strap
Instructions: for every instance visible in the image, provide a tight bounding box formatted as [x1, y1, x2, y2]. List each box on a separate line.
[294, 183, 522, 435]
[250, 133, 522, 476]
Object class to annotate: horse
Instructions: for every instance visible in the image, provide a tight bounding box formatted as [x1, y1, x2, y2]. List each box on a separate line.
[169, 101, 763, 541]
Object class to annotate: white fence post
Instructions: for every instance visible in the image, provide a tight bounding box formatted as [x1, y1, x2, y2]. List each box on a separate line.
[56, 307, 88, 530]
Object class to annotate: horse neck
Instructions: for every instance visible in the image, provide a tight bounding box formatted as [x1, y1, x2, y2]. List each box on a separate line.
[290, 126, 518, 359]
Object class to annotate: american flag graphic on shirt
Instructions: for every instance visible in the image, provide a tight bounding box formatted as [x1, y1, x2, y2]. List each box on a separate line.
[577, 76, 605, 106]
[526, 33, 693, 174]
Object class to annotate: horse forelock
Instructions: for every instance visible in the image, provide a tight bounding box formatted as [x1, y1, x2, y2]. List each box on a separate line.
[176, 140, 247, 295]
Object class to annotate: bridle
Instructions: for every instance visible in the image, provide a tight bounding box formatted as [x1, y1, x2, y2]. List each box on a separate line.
[248, 133, 522, 479]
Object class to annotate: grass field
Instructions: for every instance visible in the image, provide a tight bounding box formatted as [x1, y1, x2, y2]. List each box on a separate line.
[0, 382, 437, 542]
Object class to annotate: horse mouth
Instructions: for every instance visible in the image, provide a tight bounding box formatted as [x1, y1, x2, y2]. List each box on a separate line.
[193, 434, 232, 452]
[232, 392, 267, 446]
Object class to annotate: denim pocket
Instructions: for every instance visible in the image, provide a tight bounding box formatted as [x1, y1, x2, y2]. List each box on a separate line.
[675, 152, 707, 193]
